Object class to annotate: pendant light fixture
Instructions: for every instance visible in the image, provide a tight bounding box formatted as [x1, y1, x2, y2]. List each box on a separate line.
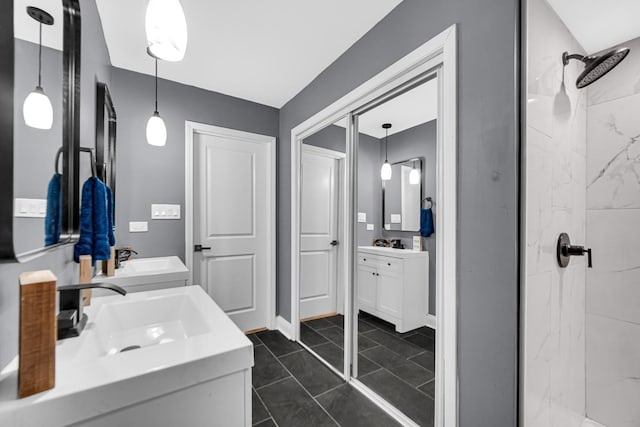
[23, 6, 54, 130]
[146, 57, 167, 146]
[409, 160, 421, 185]
[145, 0, 188, 62]
[381, 123, 392, 181]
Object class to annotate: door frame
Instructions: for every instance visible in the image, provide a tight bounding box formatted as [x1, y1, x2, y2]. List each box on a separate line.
[290, 25, 457, 426]
[300, 144, 346, 320]
[185, 121, 276, 330]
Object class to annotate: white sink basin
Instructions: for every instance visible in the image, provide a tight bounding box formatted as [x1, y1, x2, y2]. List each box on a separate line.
[73, 290, 210, 362]
[358, 245, 428, 257]
[0, 286, 253, 426]
[92, 256, 189, 293]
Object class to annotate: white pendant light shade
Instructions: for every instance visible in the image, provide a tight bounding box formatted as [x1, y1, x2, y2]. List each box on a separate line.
[146, 112, 167, 146]
[145, 0, 188, 62]
[409, 167, 421, 185]
[23, 87, 53, 130]
[381, 161, 392, 181]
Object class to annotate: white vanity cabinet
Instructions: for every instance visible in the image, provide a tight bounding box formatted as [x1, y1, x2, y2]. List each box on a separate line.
[357, 246, 429, 333]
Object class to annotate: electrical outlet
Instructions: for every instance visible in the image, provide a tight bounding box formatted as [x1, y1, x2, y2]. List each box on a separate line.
[129, 221, 148, 232]
[391, 214, 401, 224]
[366, 224, 374, 231]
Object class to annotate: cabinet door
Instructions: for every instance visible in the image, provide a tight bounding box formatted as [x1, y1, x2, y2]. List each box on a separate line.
[357, 265, 377, 308]
[376, 272, 402, 317]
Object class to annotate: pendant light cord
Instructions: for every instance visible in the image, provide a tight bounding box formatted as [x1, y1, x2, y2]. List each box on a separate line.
[37, 22, 42, 88]
[154, 59, 158, 113]
[385, 128, 389, 161]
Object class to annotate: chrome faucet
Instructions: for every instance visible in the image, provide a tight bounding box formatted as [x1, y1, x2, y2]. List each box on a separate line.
[115, 248, 138, 269]
[57, 283, 127, 340]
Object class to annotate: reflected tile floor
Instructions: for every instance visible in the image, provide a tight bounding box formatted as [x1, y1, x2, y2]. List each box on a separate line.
[250, 329, 400, 427]
[302, 312, 436, 426]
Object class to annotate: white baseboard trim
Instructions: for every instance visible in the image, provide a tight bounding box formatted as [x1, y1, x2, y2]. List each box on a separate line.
[425, 314, 437, 330]
[276, 315, 293, 340]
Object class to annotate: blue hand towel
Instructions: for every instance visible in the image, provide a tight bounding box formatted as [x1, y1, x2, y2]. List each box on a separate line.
[44, 173, 62, 246]
[106, 186, 116, 247]
[74, 177, 111, 263]
[420, 208, 434, 237]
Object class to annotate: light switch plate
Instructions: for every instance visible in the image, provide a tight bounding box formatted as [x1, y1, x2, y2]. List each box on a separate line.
[391, 214, 402, 224]
[151, 204, 181, 220]
[385, 223, 391, 230]
[366, 224, 374, 231]
[129, 221, 148, 232]
[357, 212, 367, 223]
[14, 198, 47, 218]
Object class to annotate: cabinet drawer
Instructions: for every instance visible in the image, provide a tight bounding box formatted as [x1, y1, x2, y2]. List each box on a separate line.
[377, 259, 402, 276]
[358, 255, 378, 266]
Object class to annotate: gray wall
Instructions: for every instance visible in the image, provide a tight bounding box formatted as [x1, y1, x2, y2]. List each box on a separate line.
[0, 0, 112, 369]
[303, 124, 381, 246]
[277, 0, 519, 425]
[381, 121, 437, 314]
[110, 67, 279, 260]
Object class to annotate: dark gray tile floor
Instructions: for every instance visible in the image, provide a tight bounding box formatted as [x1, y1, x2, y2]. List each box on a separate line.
[301, 312, 436, 427]
[251, 329, 400, 427]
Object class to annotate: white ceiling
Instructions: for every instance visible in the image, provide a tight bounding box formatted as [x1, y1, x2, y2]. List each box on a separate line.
[547, 0, 640, 54]
[14, 0, 63, 50]
[96, 0, 402, 108]
[335, 77, 438, 139]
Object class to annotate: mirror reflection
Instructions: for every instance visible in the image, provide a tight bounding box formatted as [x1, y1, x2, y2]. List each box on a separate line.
[352, 77, 438, 426]
[298, 118, 346, 374]
[13, 1, 64, 254]
[383, 157, 423, 232]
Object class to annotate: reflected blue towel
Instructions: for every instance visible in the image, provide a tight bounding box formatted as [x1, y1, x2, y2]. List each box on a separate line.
[420, 208, 434, 237]
[74, 177, 110, 263]
[44, 173, 62, 246]
[106, 186, 115, 247]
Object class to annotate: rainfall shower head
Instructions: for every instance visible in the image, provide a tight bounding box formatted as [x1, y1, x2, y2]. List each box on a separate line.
[562, 47, 630, 89]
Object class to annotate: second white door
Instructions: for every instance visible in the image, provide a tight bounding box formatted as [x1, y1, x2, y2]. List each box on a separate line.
[193, 127, 273, 332]
[300, 147, 340, 319]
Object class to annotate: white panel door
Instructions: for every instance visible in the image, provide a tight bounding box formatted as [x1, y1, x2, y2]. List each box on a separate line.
[299, 149, 339, 319]
[193, 132, 269, 332]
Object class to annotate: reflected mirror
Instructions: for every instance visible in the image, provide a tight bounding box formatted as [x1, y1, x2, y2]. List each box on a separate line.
[298, 117, 347, 375]
[352, 76, 438, 426]
[12, 0, 67, 256]
[383, 157, 423, 232]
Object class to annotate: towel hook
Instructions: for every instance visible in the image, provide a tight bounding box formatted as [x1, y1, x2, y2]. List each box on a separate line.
[54, 147, 97, 178]
[423, 196, 433, 209]
[79, 147, 97, 178]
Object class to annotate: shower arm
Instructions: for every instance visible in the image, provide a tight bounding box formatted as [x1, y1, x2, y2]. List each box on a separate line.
[562, 52, 587, 66]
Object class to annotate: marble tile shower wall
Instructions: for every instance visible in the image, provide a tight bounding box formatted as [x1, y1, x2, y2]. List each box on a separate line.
[524, 0, 587, 426]
[585, 35, 640, 427]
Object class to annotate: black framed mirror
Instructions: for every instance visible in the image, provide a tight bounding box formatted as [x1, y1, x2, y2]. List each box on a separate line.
[0, 0, 81, 261]
[382, 157, 424, 232]
[95, 82, 116, 224]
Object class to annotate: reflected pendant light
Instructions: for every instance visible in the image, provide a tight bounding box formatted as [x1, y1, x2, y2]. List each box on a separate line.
[23, 6, 54, 130]
[145, 0, 188, 62]
[146, 58, 167, 146]
[409, 160, 421, 185]
[380, 123, 392, 181]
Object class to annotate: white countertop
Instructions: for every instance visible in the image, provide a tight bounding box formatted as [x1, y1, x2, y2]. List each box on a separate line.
[0, 286, 252, 426]
[92, 255, 189, 287]
[358, 246, 429, 258]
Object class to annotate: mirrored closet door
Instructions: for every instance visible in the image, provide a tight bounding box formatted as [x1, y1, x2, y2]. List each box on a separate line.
[297, 117, 347, 376]
[350, 75, 438, 426]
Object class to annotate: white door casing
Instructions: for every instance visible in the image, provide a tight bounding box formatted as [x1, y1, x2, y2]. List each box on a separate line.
[185, 122, 275, 332]
[299, 148, 340, 319]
